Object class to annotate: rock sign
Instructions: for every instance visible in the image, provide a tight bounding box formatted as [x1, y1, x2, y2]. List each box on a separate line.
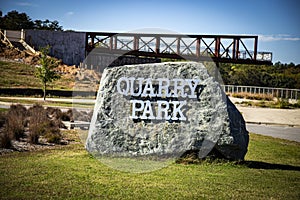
[86, 62, 249, 161]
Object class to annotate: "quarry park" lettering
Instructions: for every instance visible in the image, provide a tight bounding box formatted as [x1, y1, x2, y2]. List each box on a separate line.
[116, 77, 204, 121]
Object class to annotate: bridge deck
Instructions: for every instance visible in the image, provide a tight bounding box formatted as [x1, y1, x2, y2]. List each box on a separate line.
[86, 32, 272, 65]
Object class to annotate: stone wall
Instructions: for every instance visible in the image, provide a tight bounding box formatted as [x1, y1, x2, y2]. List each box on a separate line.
[25, 30, 86, 66]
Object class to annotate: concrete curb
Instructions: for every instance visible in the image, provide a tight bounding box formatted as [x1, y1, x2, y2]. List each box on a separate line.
[246, 121, 300, 127]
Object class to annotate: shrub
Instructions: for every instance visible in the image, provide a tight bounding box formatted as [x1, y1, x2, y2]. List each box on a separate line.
[0, 105, 26, 148]
[44, 130, 62, 144]
[66, 109, 74, 122]
[46, 107, 65, 120]
[293, 99, 300, 108]
[27, 104, 49, 144]
[28, 104, 62, 144]
[44, 120, 62, 144]
[0, 112, 12, 148]
[52, 118, 66, 129]
[0, 131, 12, 149]
[60, 112, 71, 121]
[0, 104, 64, 146]
[45, 107, 66, 128]
[70, 109, 92, 122]
[45, 133, 61, 144]
[28, 123, 44, 144]
[275, 98, 290, 109]
[46, 107, 61, 116]
[0, 112, 7, 128]
[4, 104, 27, 140]
[45, 108, 71, 123]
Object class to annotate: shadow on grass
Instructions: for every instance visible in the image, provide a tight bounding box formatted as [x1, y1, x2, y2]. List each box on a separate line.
[240, 161, 300, 171]
[177, 149, 300, 171]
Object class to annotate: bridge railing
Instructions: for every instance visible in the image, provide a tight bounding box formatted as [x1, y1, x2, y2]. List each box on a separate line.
[223, 85, 300, 100]
[1, 29, 25, 42]
[86, 32, 272, 65]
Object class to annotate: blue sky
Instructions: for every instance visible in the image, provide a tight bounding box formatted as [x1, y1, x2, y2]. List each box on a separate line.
[1, 0, 300, 64]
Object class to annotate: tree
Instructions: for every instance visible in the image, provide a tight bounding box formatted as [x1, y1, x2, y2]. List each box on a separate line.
[34, 19, 63, 31]
[0, 10, 63, 31]
[0, 10, 34, 30]
[35, 46, 60, 100]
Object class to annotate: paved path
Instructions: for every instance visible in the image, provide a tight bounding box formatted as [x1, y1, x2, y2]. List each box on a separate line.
[232, 97, 300, 142]
[246, 123, 300, 142]
[230, 97, 300, 127]
[237, 106, 300, 127]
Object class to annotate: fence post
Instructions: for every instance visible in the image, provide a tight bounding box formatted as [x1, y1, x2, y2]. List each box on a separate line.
[21, 29, 25, 40]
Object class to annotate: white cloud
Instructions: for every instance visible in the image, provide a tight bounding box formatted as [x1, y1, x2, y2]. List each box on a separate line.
[65, 11, 75, 16]
[259, 34, 300, 42]
[16, 2, 38, 7]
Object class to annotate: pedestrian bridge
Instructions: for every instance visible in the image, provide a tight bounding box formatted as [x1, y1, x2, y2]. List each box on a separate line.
[86, 32, 273, 65]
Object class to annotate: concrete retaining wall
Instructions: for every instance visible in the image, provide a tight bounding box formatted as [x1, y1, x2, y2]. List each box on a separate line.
[25, 30, 86, 66]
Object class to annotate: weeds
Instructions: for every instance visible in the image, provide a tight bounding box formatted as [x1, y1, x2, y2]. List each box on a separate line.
[231, 92, 274, 101]
[275, 98, 290, 109]
[238, 98, 299, 109]
[294, 99, 300, 108]
[176, 148, 231, 165]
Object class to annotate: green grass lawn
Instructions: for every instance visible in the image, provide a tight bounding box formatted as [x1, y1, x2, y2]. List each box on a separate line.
[0, 133, 299, 199]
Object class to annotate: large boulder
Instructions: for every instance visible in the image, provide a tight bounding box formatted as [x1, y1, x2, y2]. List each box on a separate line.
[86, 62, 249, 161]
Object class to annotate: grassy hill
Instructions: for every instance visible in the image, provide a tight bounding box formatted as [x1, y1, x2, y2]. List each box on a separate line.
[0, 60, 40, 88]
[0, 60, 75, 90]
